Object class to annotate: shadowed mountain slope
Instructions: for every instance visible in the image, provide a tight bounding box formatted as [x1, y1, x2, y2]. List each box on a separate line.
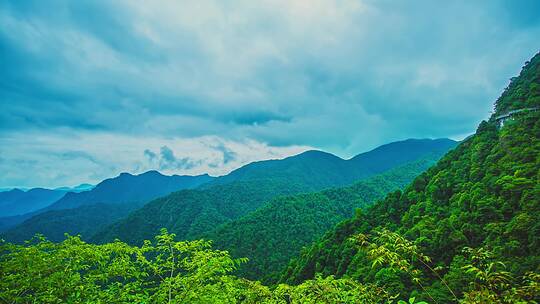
[46, 171, 214, 211]
[0, 188, 68, 217]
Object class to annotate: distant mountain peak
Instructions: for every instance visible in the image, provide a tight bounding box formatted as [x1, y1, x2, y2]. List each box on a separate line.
[0, 187, 68, 217]
[138, 170, 163, 177]
[8, 188, 25, 194]
[351, 138, 457, 160]
[293, 150, 344, 160]
[54, 183, 94, 193]
[43, 170, 215, 211]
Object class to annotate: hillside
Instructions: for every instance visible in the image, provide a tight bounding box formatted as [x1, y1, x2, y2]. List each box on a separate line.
[205, 156, 442, 283]
[205, 138, 457, 190]
[1, 203, 144, 243]
[3, 140, 455, 245]
[91, 179, 313, 245]
[1, 171, 214, 243]
[0, 188, 67, 217]
[494, 55, 540, 116]
[279, 53, 540, 302]
[91, 140, 456, 246]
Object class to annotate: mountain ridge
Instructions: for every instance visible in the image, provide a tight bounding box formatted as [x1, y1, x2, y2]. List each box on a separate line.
[1, 172, 215, 241]
[205, 138, 457, 190]
[45, 171, 214, 211]
[0, 188, 68, 217]
[90, 138, 457, 246]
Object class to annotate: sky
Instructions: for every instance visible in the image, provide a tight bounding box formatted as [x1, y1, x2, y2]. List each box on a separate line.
[1, 0, 539, 188]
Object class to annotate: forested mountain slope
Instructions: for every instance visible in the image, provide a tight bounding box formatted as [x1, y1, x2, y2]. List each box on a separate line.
[1, 203, 144, 243]
[3, 140, 454, 245]
[279, 52, 540, 302]
[0, 214, 31, 233]
[205, 138, 456, 190]
[46, 171, 214, 211]
[0, 171, 213, 243]
[91, 140, 456, 246]
[206, 156, 443, 283]
[91, 180, 312, 245]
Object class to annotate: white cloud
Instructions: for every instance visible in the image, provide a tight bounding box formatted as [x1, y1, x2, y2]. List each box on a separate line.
[0, 131, 311, 188]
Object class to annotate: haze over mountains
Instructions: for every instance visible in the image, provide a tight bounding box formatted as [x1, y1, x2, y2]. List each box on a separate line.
[0, 188, 67, 217]
[53, 184, 95, 193]
[0, 184, 95, 224]
[0, 171, 213, 235]
[0, 184, 95, 218]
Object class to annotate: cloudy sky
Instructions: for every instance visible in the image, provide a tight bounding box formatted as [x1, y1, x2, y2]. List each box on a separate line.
[1, 0, 539, 188]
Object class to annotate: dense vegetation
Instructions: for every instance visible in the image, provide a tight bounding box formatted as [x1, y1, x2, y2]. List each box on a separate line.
[0, 230, 410, 303]
[91, 180, 314, 245]
[1, 203, 145, 243]
[494, 54, 540, 115]
[280, 53, 540, 303]
[206, 157, 441, 283]
[2, 229, 537, 303]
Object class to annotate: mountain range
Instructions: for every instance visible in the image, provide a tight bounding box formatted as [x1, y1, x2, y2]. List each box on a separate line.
[44, 170, 214, 211]
[90, 138, 456, 245]
[0, 183, 95, 218]
[0, 171, 213, 238]
[0, 188, 68, 217]
[205, 138, 457, 190]
[2, 138, 456, 244]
